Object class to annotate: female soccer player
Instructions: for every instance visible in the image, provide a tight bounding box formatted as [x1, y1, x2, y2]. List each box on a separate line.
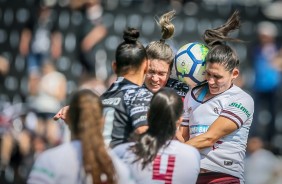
[54, 27, 152, 148]
[100, 27, 153, 148]
[180, 10, 254, 184]
[144, 10, 190, 98]
[28, 89, 135, 184]
[114, 88, 200, 184]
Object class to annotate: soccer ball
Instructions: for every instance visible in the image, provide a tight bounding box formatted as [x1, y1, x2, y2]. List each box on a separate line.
[175, 42, 209, 87]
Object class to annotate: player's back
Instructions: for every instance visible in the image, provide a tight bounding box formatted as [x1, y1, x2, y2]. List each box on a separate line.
[113, 140, 200, 184]
[101, 77, 152, 147]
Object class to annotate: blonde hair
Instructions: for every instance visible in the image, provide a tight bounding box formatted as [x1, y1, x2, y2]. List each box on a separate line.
[158, 10, 176, 40]
[67, 89, 117, 184]
[146, 10, 176, 70]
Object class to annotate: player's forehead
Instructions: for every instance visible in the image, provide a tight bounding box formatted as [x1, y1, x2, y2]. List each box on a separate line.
[206, 62, 228, 75]
[148, 59, 170, 72]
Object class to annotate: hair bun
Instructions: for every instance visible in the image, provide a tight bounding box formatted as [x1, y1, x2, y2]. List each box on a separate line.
[123, 27, 140, 43]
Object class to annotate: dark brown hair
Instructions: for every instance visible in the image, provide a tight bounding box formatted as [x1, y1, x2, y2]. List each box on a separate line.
[115, 27, 147, 75]
[130, 88, 183, 169]
[203, 10, 243, 72]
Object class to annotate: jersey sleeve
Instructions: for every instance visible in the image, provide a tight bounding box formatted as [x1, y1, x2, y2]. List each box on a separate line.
[220, 94, 254, 128]
[27, 153, 55, 184]
[165, 78, 190, 99]
[181, 92, 191, 127]
[124, 88, 152, 129]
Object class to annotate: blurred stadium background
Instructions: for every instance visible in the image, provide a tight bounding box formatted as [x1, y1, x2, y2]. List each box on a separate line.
[1, 0, 282, 183]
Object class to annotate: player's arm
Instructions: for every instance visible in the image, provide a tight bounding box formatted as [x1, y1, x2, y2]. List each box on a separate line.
[128, 88, 152, 135]
[135, 125, 148, 134]
[179, 92, 191, 142]
[185, 116, 238, 149]
[180, 125, 190, 142]
[174, 125, 185, 142]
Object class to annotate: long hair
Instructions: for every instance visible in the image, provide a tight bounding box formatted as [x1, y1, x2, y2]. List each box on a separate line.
[115, 27, 147, 75]
[67, 89, 117, 184]
[130, 88, 183, 169]
[146, 10, 176, 71]
[203, 10, 243, 72]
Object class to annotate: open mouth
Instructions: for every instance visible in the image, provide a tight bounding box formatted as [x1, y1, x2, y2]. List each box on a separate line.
[150, 82, 159, 87]
[209, 85, 217, 90]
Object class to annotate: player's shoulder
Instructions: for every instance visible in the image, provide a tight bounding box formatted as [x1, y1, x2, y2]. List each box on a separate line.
[124, 86, 153, 101]
[102, 77, 150, 100]
[33, 142, 75, 172]
[40, 141, 78, 159]
[112, 142, 134, 159]
[108, 148, 136, 184]
[229, 85, 254, 103]
[170, 140, 200, 158]
[135, 86, 153, 97]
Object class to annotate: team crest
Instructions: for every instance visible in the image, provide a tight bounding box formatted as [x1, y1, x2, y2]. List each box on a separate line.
[188, 107, 192, 114]
[213, 107, 222, 114]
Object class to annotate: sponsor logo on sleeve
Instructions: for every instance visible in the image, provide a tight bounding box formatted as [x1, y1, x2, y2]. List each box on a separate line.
[229, 102, 251, 118]
[133, 115, 147, 125]
[102, 98, 121, 106]
[130, 106, 149, 116]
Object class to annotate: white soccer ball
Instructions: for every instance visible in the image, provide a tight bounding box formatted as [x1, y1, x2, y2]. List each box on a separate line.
[175, 42, 209, 87]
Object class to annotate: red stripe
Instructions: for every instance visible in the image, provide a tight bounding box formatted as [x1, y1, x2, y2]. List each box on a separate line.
[221, 110, 243, 126]
[197, 172, 240, 184]
[152, 155, 176, 184]
[183, 119, 189, 123]
[220, 115, 240, 129]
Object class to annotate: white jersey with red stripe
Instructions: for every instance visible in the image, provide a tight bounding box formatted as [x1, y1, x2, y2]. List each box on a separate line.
[182, 83, 254, 183]
[113, 140, 200, 184]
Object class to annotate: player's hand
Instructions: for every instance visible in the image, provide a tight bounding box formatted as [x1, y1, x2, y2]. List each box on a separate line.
[53, 106, 69, 121]
[175, 128, 185, 142]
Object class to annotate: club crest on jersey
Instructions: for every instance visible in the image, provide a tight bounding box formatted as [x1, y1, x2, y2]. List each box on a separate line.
[187, 107, 192, 114]
[213, 107, 222, 115]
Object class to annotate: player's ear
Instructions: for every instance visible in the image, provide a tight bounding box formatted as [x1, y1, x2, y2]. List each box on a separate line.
[231, 68, 239, 80]
[112, 60, 117, 73]
[143, 58, 149, 74]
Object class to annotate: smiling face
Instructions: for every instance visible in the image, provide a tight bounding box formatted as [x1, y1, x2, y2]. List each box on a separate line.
[205, 62, 239, 95]
[145, 59, 170, 93]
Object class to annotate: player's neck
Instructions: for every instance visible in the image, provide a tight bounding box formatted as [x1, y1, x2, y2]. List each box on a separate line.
[196, 85, 215, 102]
[123, 72, 145, 86]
